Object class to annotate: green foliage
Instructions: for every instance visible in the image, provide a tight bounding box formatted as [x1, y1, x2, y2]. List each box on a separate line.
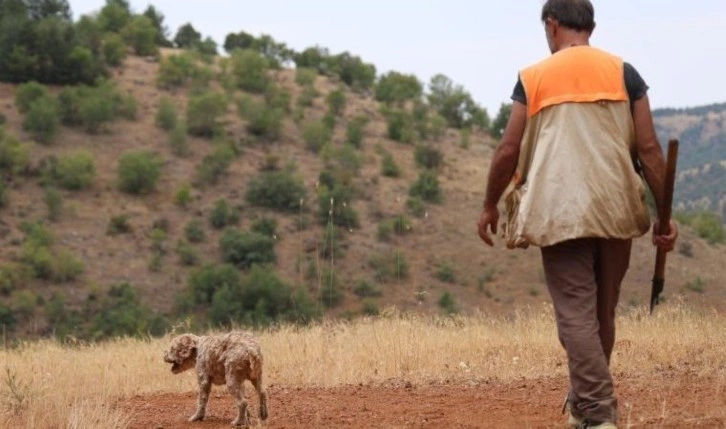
[406, 196, 427, 218]
[684, 277, 706, 294]
[194, 37, 218, 58]
[295, 67, 317, 87]
[326, 88, 346, 116]
[237, 96, 284, 141]
[185, 263, 241, 306]
[414, 144, 444, 170]
[438, 292, 459, 314]
[20, 222, 83, 282]
[428, 74, 489, 129]
[245, 169, 307, 213]
[230, 49, 270, 93]
[168, 122, 188, 157]
[88, 283, 168, 340]
[184, 219, 206, 243]
[381, 152, 401, 178]
[176, 241, 199, 266]
[319, 268, 343, 308]
[102, 32, 127, 66]
[318, 223, 342, 259]
[186, 91, 227, 137]
[195, 143, 235, 185]
[173, 23, 201, 48]
[490, 103, 512, 139]
[209, 199, 240, 229]
[219, 229, 276, 269]
[15, 81, 50, 113]
[377, 215, 411, 242]
[0, 303, 15, 329]
[23, 99, 59, 144]
[677, 211, 725, 245]
[117, 150, 162, 195]
[410, 170, 443, 203]
[225, 32, 292, 68]
[297, 85, 319, 108]
[317, 184, 359, 228]
[155, 97, 177, 130]
[157, 52, 211, 89]
[57, 81, 133, 133]
[383, 108, 416, 144]
[44, 186, 62, 221]
[303, 120, 333, 153]
[107, 214, 131, 235]
[353, 280, 382, 298]
[121, 15, 158, 56]
[369, 250, 409, 283]
[375, 71, 423, 105]
[174, 183, 192, 208]
[251, 217, 278, 238]
[98, 0, 131, 33]
[346, 115, 368, 148]
[0, 264, 30, 296]
[142, 5, 172, 47]
[436, 261, 456, 283]
[332, 52, 376, 91]
[55, 151, 95, 190]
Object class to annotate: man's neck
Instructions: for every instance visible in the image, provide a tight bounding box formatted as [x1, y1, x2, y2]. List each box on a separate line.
[555, 33, 591, 52]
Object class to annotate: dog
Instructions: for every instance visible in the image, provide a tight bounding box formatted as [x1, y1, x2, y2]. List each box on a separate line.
[163, 331, 268, 426]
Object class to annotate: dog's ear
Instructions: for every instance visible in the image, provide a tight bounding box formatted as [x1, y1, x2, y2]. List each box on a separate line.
[178, 334, 198, 360]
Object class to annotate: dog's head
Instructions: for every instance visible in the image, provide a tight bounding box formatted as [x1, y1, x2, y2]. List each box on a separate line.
[163, 334, 199, 374]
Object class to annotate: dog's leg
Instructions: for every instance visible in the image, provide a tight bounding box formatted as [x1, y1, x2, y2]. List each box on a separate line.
[189, 378, 211, 422]
[252, 375, 268, 421]
[226, 370, 249, 427]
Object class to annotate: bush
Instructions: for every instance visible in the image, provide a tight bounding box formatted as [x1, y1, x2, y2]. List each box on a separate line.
[44, 186, 63, 221]
[295, 67, 317, 87]
[78, 92, 115, 133]
[117, 150, 162, 195]
[490, 103, 512, 139]
[15, 82, 50, 114]
[251, 217, 278, 238]
[383, 108, 416, 144]
[414, 144, 444, 170]
[245, 170, 307, 213]
[88, 283, 167, 340]
[319, 268, 343, 308]
[354, 280, 382, 298]
[375, 72, 423, 105]
[690, 212, 725, 244]
[157, 53, 203, 88]
[58, 83, 131, 133]
[303, 120, 333, 153]
[168, 122, 188, 156]
[102, 33, 127, 67]
[195, 144, 235, 185]
[317, 184, 359, 228]
[326, 88, 346, 116]
[186, 91, 227, 137]
[174, 183, 192, 208]
[237, 96, 283, 141]
[369, 251, 409, 283]
[346, 116, 368, 148]
[406, 196, 427, 218]
[155, 97, 178, 131]
[185, 220, 206, 243]
[361, 300, 380, 316]
[176, 241, 199, 267]
[209, 199, 240, 229]
[122, 15, 158, 56]
[297, 85, 318, 108]
[381, 152, 401, 178]
[428, 74, 489, 129]
[23, 99, 60, 144]
[436, 261, 456, 283]
[0, 128, 30, 177]
[230, 49, 270, 93]
[409, 170, 443, 203]
[108, 214, 132, 236]
[219, 229, 276, 269]
[438, 292, 459, 314]
[55, 151, 95, 190]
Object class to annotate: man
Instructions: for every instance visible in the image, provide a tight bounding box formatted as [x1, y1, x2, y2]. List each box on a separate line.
[477, 1, 678, 428]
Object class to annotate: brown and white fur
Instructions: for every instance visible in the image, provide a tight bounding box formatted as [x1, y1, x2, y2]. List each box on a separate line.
[163, 332, 268, 427]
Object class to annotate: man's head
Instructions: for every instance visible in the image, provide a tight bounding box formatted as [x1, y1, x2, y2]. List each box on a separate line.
[541, 0, 595, 53]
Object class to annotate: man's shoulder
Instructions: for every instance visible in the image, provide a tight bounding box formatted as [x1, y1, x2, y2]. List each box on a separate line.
[521, 46, 623, 73]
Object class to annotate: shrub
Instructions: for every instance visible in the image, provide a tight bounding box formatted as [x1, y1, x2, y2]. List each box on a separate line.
[79, 92, 115, 133]
[436, 261, 456, 283]
[102, 33, 127, 67]
[297, 85, 318, 107]
[195, 144, 235, 185]
[49, 249, 84, 282]
[88, 283, 167, 340]
[23, 99, 59, 144]
[0, 304, 15, 329]
[303, 120, 332, 153]
[219, 229, 276, 269]
[414, 144, 444, 170]
[354, 280, 382, 298]
[155, 97, 178, 131]
[375, 72, 423, 105]
[410, 170, 443, 203]
[333, 144, 362, 176]
[187, 91, 227, 137]
[319, 268, 343, 308]
[55, 152, 95, 190]
[209, 199, 240, 229]
[168, 122, 188, 156]
[406, 196, 427, 218]
[383, 108, 416, 143]
[381, 152, 401, 178]
[57, 83, 130, 133]
[361, 300, 380, 316]
[185, 220, 206, 243]
[15, 82, 50, 113]
[428, 74, 489, 129]
[330, 52, 376, 91]
[177, 241, 199, 266]
[157, 53, 202, 88]
[690, 212, 725, 244]
[295, 67, 317, 87]
[230, 49, 270, 93]
[490, 103, 512, 139]
[346, 116, 368, 148]
[438, 292, 459, 314]
[117, 150, 162, 195]
[369, 251, 408, 283]
[237, 96, 283, 141]
[0, 129, 30, 177]
[174, 183, 192, 208]
[265, 85, 292, 112]
[122, 15, 158, 56]
[185, 264, 241, 308]
[317, 184, 359, 228]
[108, 214, 132, 235]
[251, 217, 278, 238]
[326, 88, 346, 116]
[245, 170, 307, 213]
[44, 187, 63, 221]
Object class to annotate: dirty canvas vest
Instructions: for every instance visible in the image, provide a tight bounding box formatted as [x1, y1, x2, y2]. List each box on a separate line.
[503, 46, 650, 248]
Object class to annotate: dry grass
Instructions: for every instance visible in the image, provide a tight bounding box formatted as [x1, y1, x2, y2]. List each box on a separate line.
[0, 303, 724, 428]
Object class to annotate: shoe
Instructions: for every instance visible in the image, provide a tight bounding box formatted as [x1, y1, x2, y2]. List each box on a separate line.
[582, 423, 617, 429]
[562, 396, 583, 428]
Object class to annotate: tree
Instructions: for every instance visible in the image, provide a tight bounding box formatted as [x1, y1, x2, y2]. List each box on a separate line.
[173, 22, 200, 49]
[97, 0, 131, 34]
[122, 15, 157, 56]
[142, 5, 171, 47]
[375, 71, 423, 105]
[490, 103, 512, 139]
[25, 0, 71, 21]
[223, 30, 255, 53]
[428, 74, 489, 129]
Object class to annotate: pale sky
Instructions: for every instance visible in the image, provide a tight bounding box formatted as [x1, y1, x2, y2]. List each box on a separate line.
[69, 1, 726, 115]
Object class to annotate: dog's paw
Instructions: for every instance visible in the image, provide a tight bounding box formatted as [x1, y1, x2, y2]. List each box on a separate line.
[260, 404, 268, 421]
[189, 413, 204, 422]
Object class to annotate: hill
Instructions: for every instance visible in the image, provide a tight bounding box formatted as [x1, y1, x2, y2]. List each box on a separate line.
[0, 1, 723, 340]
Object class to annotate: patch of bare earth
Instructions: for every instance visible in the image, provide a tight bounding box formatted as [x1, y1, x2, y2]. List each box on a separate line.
[121, 373, 725, 428]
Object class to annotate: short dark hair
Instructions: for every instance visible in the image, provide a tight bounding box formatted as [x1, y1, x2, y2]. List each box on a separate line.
[541, 0, 595, 33]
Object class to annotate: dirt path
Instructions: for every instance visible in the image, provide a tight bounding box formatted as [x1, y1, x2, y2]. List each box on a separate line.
[122, 374, 725, 428]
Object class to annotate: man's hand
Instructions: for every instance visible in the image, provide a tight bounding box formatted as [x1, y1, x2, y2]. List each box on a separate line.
[652, 219, 678, 252]
[477, 205, 499, 246]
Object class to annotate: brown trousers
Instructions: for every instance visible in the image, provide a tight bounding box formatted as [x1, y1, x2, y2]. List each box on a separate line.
[541, 237, 632, 424]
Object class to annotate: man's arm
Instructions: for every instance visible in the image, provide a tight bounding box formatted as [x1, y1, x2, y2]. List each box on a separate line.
[632, 95, 678, 250]
[477, 101, 527, 246]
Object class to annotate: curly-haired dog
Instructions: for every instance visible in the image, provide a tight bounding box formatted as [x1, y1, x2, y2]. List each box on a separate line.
[163, 331, 268, 427]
